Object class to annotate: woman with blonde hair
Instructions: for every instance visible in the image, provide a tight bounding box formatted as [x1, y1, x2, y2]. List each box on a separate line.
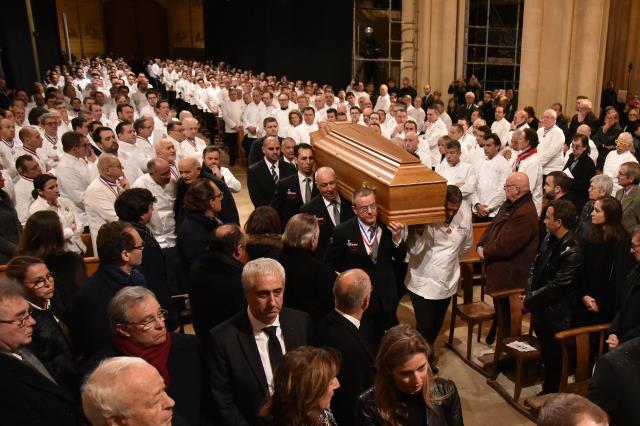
[259, 346, 341, 426]
[356, 324, 463, 425]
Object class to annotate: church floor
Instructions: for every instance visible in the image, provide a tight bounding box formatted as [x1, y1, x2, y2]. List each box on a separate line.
[194, 155, 534, 426]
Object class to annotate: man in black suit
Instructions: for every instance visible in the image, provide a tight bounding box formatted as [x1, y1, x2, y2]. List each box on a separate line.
[271, 143, 318, 227]
[588, 336, 640, 426]
[248, 117, 283, 166]
[208, 258, 312, 426]
[300, 166, 355, 259]
[315, 269, 375, 426]
[0, 279, 82, 425]
[189, 223, 248, 346]
[247, 136, 296, 207]
[457, 91, 479, 123]
[325, 186, 406, 343]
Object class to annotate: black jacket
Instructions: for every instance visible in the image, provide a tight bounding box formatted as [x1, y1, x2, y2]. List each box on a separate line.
[279, 246, 335, 324]
[325, 217, 407, 314]
[588, 336, 640, 426]
[315, 310, 376, 426]
[355, 379, 464, 426]
[0, 189, 20, 263]
[176, 209, 221, 280]
[247, 158, 296, 207]
[271, 173, 319, 228]
[44, 251, 86, 323]
[175, 167, 239, 226]
[525, 232, 582, 331]
[208, 308, 312, 426]
[69, 264, 147, 359]
[300, 194, 355, 259]
[563, 153, 596, 212]
[189, 250, 246, 342]
[609, 265, 640, 343]
[126, 221, 178, 331]
[27, 307, 79, 399]
[0, 351, 82, 425]
[85, 333, 213, 426]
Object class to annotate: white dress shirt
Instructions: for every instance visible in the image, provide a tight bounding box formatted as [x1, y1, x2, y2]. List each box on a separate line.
[603, 150, 639, 194]
[323, 196, 341, 225]
[537, 125, 566, 175]
[84, 177, 121, 254]
[29, 196, 85, 253]
[335, 309, 360, 329]
[133, 174, 177, 248]
[491, 118, 511, 145]
[419, 118, 448, 166]
[247, 308, 285, 392]
[219, 167, 241, 193]
[470, 154, 510, 217]
[56, 152, 93, 227]
[404, 206, 472, 300]
[14, 176, 34, 225]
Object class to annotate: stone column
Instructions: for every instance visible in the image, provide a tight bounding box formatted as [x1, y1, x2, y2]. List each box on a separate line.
[400, 0, 416, 83]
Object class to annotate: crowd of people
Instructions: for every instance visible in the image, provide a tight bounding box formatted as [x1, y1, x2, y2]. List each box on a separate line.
[0, 55, 638, 426]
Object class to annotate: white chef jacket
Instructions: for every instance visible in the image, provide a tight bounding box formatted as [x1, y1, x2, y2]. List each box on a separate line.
[56, 152, 93, 227]
[470, 154, 510, 217]
[133, 174, 177, 248]
[84, 177, 121, 254]
[537, 125, 565, 175]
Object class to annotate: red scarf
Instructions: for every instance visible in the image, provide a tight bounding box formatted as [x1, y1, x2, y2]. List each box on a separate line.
[115, 331, 173, 386]
[513, 147, 538, 172]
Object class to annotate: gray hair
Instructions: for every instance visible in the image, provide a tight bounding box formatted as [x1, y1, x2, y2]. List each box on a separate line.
[241, 258, 286, 291]
[590, 174, 613, 196]
[282, 213, 319, 250]
[81, 356, 152, 424]
[511, 129, 524, 141]
[38, 112, 57, 125]
[107, 286, 157, 331]
[0, 279, 25, 306]
[333, 269, 371, 310]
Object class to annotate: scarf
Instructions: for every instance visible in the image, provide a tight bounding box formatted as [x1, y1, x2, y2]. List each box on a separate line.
[513, 147, 537, 172]
[115, 330, 172, 386]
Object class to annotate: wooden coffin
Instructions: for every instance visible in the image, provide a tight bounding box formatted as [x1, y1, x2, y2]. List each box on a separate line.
[310, 122, 447, 225]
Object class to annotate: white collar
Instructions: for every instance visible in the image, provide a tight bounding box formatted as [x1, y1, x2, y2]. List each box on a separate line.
[247, 307, 280, 334]
[335, 308, 361, 329]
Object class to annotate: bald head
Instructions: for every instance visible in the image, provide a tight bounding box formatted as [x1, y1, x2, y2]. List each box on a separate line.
[178, 156, 201, 184]
[404, 131, 419, 153]
[576, 124, 592, 137]
[505, 172, 530, 202]
[97, 154, 119, 176]
[178, 110, 193, 121]
[333, 269, 372, 315]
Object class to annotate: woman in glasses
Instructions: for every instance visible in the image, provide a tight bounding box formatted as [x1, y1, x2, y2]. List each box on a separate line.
[85, 285, 211, 426]
[5, 255, 79, 396]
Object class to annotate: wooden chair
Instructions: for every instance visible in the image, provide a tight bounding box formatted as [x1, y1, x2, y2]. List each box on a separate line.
[80, 233, 93, 257]
[524, 323, 611, 416]
[446, 222, 494, 370]
[84, 256, 100, 278]
[487, 288, 541, 404]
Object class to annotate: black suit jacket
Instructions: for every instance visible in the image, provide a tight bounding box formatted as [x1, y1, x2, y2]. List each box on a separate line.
[0, 190, 21, 263]
[300, 194, 354, 259]
[189, 250, 246, 344]
[314, 311, 375, 426]
[325, 217, 407, 313]
[208, 308, 312, 426]
[563, 153, 596, 212]
[279, 246, 335, 324]
[247, 159, 296, 207]
[271, 173, 319, 227]
[248, 136, 284, 166]
[456, 103, 478, 123]
[0, 351, 82, 425]
[588, 337, 640, 426]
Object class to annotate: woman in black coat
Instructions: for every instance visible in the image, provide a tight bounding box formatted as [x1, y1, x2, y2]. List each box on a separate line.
[16, 210, 86, 322]
[176, 178, 223, 278]
[244, 206, 282, 260]
[563, 134, 597, 212]
[279, 214, 336, 325]
[0, 174, 21, 263]
[6, 256, 80, 397]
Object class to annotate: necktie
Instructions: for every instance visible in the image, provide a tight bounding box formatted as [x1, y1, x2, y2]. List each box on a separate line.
[19, 348, 58, 384]
[271, 165, 278, 184]
[332, 200, 340, 225]
[369, 226, 379, 263]
[263, 326, 283, 372]
[304, 178, 312, 203]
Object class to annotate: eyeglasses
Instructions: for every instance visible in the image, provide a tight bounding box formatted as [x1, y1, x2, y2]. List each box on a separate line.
[212, 192, 224, 200]
[570, 144, 585, 149]
[355, 203, 377, 214]
[0, 307, 33, 328]
[25, 272, 55, 289]
[129, 242, 145, 251]
[122, 309, 168, 330]
[503, 184, 518, 190]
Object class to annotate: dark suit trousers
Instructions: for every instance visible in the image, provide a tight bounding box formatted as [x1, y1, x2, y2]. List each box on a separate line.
[223, 132, 238, 163]
[243, 136, 255, 163]
[535, 321, 562, 393]
[409, 291, 451, 360]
